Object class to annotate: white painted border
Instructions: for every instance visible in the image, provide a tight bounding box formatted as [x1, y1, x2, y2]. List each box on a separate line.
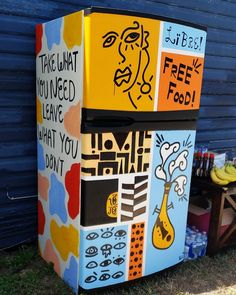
[125, 223, 131, 281]
[81, 171, 149, 181]
[142, 131, 155, 276]
[162, 47, 205, 58]
[153, 21, 163, 111]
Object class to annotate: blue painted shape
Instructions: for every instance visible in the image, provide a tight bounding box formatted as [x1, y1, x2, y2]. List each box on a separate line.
[162, 22, 206, 54]
[37, 140, 45, 171]
[145, 130, 195, 276]
[79, 225, 128, 290]
[63, 256, 78, 293]
[49, 173, 67, 223]
[45, 18, 62, 50]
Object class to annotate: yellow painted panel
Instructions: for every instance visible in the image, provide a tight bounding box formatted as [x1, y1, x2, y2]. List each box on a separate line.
[84, 13, 160, 111]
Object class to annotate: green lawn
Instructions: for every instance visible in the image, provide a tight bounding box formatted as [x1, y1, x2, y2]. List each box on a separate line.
[0, 244, 236, 295]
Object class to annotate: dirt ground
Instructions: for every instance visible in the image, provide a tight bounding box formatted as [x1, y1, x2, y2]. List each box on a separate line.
[0, 244, 236, 295]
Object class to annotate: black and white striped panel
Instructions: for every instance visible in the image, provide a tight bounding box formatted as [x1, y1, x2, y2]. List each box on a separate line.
[120, 175, 148, 221]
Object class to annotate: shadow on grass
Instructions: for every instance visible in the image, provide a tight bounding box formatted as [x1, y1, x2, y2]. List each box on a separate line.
[89, 247, 236, 295]
[0, 244, 236, 295]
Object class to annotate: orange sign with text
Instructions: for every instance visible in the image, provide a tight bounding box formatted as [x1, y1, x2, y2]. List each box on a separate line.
[157, 52, 204, 111]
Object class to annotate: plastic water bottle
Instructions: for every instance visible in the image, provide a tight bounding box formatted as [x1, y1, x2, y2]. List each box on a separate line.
[188, 234, 197, 259]
[184, 226, 208, 260]
[191, 241, 198, 259]
[201, 231, 208, 256]
[196, 233, 204, 257]
[186, 227, 191, 234]
[184, 245, 190, 261]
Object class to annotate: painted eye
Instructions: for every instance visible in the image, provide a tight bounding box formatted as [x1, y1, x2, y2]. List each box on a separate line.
[114, 242, 126, 250]
[85, 246, 98, 257]
[114, 230, 126, 238]
[113, 257, 125, 265]
[86, 261, 98, 269]
[100, 259, 112, 267]
[112, 271, 124, 279]
[85, 275, 97, 283]
[86, 232, 99, 240]
[99, 273, 110, 281]
[124, 32, 140, 43]
[101, 231, 113, 239]
[100, 244, 112, 251]
[103, 34, 117, 48]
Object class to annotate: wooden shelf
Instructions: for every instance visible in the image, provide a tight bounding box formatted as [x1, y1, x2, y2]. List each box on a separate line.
[191, 176, 236, 256]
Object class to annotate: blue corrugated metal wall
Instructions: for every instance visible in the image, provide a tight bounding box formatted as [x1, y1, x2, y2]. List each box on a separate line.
[1, 0, 236, 248]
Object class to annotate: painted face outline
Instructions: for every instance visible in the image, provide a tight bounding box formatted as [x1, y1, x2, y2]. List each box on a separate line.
[102, 21, 153, 109]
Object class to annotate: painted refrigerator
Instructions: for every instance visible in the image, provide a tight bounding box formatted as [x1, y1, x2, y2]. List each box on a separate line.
[36, 7, 207, 293]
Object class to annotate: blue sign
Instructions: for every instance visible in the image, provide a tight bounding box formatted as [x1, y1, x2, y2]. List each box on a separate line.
[162, 22, 206, 54]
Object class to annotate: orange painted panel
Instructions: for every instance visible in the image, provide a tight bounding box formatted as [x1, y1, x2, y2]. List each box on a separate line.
[128, 222, 145, 280]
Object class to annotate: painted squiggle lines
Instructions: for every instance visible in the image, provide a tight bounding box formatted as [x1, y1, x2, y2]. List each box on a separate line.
[50, 219, 79, 261]
[38, 200, 45, 235]
[63, 256, 78, 292]
[36, 97, 43, 124]
[43, 239, 61, 275]
[38, 173, 49, 201]
[64, 102, 81, 140]
[37, 141, 45, 171]
[63, 12, 82, 49]
[65, 163, 80, 219]
[49, 173, 67, 223]
[45, 18, 62, 50]
[35, 24, 43, 55]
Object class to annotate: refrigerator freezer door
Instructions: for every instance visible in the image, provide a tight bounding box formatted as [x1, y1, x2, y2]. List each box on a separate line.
[79, 128, 195, 290]
[83, 8, 206, 113]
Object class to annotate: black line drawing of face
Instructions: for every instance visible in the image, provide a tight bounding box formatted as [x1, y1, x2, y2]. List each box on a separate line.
[102, 21, 153, 109]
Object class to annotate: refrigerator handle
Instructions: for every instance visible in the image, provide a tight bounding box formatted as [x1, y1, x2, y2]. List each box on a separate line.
[81, 119, 197, 134]
[83, 116, 135, 128]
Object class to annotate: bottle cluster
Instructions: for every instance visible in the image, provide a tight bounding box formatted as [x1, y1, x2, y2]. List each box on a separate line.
[183, 225, 208, 261]
[192, 146, 214, 177]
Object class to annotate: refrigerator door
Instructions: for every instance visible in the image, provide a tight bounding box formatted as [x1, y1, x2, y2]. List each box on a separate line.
[83, 8, 207, 115]
[36, 11, 84, 294]
[79, 124, 195, 290]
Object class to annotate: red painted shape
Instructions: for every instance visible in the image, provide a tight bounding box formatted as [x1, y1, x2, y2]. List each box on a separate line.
[65, 163, 80, 219]
[35, 24, 43, 55]
[38, 200, 45, 235]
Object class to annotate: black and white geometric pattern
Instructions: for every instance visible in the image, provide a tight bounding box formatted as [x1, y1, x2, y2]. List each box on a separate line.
[120, 175, 148, 221]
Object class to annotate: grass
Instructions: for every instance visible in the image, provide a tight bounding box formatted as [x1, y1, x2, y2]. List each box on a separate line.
[0, 244, 236, 295]
[0, 244, 72, 295]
